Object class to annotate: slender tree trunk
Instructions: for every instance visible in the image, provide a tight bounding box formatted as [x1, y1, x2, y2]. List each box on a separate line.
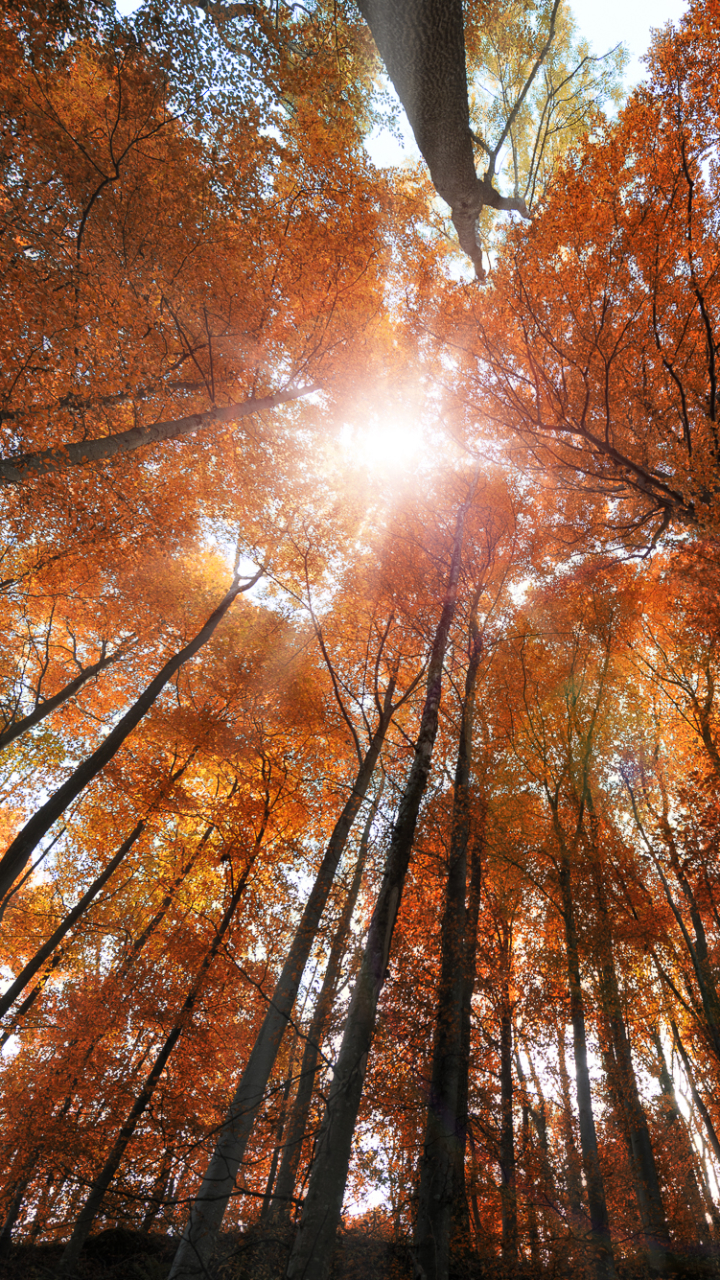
[557, 849, 616, 1280]
[0, 822, 146, 1022]
[0, 569, 260, 901]
[57, 855, 254, 1276]
[414, 610, 483, 1280]
[268, 787, 380, 1223]
[0, 645, 125, 752]
[168, 688, 397, 1280]
[284, 495, 471, 1280]
[0, 386, 315, 483]
[1, 751, 197, 1025]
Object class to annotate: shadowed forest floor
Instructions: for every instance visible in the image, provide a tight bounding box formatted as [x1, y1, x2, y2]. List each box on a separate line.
[0, 1226, 718, 1280]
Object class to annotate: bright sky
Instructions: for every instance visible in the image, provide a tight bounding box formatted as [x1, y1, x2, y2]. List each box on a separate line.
[571, 0, 688, 84]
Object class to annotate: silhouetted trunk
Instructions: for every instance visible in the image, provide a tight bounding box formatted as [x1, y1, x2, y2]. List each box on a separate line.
[454, 819, 483, 1242]
[169, 684, 397, 1280]
[57, 856, 254, 1277]
[0, 570, 260, 901]
[0, 386, 314, 483]
[557, 847, 616, 1280]
[415, 607, 483, 1280]
[284, 493, 471, 1280]
[0, 644, 125, 752]
[1, 753, 196, 1025]
[269, 787, 380, 1222]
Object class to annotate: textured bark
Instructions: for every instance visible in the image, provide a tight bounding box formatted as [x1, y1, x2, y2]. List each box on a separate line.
[268, 788, 380, 1222]
[354, 0, 530, 275]
[0, 570, 260, 901]
[168, 689, 395, 1280]
[284, 495, 471, 1280]
[414, 614, 483, 1280]
[0, 386, 314, 484]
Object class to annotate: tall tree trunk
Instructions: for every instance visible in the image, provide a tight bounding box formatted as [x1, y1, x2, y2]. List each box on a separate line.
[168, 685, 397, 1280]
[284, 493, 471, 1280]
[414, 606, 483, 1280]
[0, 752, 198, 1025]
[557, 848, 616, 1280]
[671, 1021, 720, 1166]
[268, 786, 381, 1223]
[0, 569, 261, 901]
[57, 853, 255, 1277]
[0, 386, 315, 483]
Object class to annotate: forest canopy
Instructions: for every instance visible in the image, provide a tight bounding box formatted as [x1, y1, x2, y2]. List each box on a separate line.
[1, 2, 720, 1280]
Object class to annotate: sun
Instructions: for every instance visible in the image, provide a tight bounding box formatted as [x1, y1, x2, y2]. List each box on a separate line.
[338, 415, 424, 473]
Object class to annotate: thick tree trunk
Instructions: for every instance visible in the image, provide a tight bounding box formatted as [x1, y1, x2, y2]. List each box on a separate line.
[268, 787, 380, 1223]
[284, 495, 471, 1280]
[0, 569, 260, 901]
[0, 645, 125, 752]
[0, 386, 314, 484]
[168, 689, 396, 1280]
[354, 0, 528, 274]
[57, 858, 253, 1277]
[414, 614, 483, 1280]
[557, 850, 616, 1280]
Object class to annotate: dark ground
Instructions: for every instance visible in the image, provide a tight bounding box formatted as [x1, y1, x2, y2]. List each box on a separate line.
[0, 1226, 717, 1280]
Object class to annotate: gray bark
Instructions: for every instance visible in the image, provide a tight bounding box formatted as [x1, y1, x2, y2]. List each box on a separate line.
[355, 0, 530, 276]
